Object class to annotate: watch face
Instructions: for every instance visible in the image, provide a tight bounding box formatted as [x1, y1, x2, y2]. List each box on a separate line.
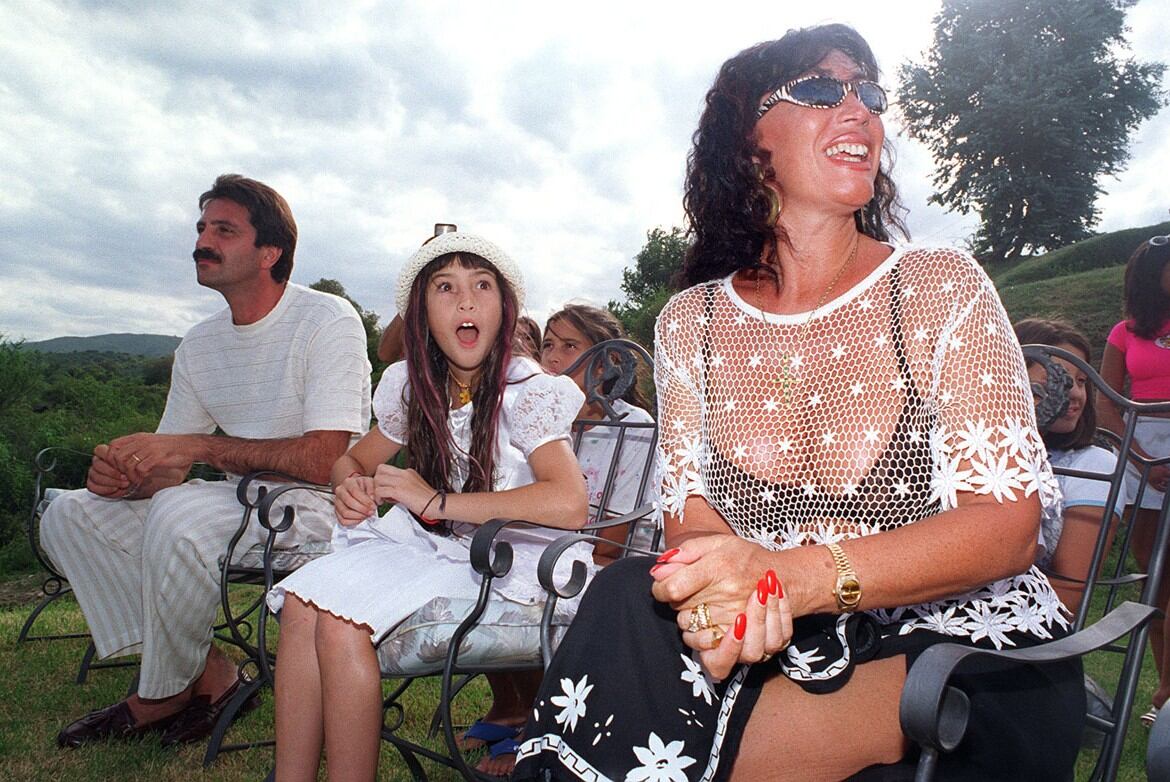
[839, 578, 862, 606]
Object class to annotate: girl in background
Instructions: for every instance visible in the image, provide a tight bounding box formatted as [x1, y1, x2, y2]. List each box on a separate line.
[1099, 236, 1170, 725]
[1014, 319, 1125, 612]
[541, 304, 658, 560]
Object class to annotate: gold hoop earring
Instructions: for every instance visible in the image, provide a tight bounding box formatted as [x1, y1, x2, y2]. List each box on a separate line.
[753, 161, 781, 228]
[765, 187, 781, 227]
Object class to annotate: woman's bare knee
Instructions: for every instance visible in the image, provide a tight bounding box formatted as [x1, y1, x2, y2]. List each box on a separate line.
[732, 657, 908, 781]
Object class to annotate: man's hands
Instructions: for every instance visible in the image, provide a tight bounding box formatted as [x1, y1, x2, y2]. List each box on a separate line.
[86, 434, 194, 499]
[86, 444, 135, 497]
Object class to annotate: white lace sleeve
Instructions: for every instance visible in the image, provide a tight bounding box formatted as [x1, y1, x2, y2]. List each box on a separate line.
[508, 372, 585, 457]
[653, 285, 712, 524]
[923, 250, 1061, 519]
[372, 361, 410, 445]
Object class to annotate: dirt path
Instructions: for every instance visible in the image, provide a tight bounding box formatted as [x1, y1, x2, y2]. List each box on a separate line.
[0, 573, 54, 609]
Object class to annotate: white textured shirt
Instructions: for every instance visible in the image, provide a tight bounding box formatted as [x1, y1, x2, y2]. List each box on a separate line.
[158, 282, 371, 441]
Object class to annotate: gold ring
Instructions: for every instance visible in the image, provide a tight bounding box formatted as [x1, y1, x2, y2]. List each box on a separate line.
[130, 453, 143, 464]
[759, 652, 773, 662]
[687, 602, 712, 633]
[709, 627, 724, 648]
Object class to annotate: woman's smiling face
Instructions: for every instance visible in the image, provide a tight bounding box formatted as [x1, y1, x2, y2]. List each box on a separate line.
[754, 49, 884, 218]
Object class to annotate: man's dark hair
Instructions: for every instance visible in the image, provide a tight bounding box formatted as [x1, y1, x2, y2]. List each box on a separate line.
[198, 174, 297, 283]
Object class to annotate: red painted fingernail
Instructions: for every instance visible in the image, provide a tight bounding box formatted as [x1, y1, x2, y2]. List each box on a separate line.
[734, 613, 747, 640]
[757, 579, 768, 605]
[766, 570, 779, 595]
[649, 563, 664, 574]
[657, 548, 680, 563]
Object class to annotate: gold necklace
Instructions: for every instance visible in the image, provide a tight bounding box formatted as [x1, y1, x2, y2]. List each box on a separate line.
[757, 237, 860, 404]
[451, 376, 474, 406]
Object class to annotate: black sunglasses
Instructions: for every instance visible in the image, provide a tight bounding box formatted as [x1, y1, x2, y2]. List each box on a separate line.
[757, 75, 888, 119]
[1150, 235, 1169, 247]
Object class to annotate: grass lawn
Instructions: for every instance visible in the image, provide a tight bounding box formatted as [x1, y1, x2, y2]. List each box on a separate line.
[0, 571, 1161, 781]
[0, 575, 489, 781]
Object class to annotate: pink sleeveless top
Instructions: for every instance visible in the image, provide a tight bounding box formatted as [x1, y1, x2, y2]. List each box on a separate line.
[1107, 319, 1170, 399]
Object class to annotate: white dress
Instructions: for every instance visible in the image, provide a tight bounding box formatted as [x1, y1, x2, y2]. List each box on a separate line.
[267, 356, 587, 640]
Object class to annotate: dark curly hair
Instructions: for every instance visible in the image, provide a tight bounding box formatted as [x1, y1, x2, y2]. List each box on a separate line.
[680, 23, 907, 288]
[1123, 239, 1170, 340]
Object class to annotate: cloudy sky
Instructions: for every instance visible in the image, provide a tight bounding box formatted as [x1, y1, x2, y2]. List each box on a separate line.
[2, 0, 1167, 343]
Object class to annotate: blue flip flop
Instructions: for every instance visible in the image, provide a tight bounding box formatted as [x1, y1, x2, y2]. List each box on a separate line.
[488, 737, 521, 759]
[461, 719, 521, 747]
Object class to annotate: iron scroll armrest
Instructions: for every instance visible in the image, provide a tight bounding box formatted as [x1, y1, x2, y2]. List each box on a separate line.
[254, 478, 333, 535]
[900, 601, 1157, 781]
[29, 446, 92, 581]
[535, 504, 658, 599]
[466, 504, 655, 582]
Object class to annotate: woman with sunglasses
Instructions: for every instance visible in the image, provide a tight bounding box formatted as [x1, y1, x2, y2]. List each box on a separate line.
[514, 24, 1081, 781]
[1099, 234, 1170, 727]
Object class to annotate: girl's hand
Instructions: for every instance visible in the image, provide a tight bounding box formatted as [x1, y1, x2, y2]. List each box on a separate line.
[334, 474, 377, 526]
[680, 569, 792, 681]
[372, 465, 437, 517]
[650, 535, 770, 632]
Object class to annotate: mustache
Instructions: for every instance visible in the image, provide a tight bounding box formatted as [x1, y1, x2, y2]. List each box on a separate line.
[193, 248, 222, 262]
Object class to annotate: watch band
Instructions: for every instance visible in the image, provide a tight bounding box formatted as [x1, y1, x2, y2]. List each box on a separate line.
[827, 542, 862, 612]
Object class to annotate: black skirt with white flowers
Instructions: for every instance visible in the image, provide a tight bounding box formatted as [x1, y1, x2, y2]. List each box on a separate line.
[513, 557, 1084, 782]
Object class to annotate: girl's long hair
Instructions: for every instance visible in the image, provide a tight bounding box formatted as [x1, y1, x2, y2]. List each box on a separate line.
[401, 253, 519, 527]
[680, 23, 907, 289]
[1123, 240, 1170, 340]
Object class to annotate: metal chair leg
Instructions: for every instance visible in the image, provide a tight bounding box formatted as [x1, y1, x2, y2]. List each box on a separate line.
[17, 586, 88, 643]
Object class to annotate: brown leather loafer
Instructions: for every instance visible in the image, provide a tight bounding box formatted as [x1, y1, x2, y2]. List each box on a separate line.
[57, 700, 182, 748]
[159, 677, 261, 748]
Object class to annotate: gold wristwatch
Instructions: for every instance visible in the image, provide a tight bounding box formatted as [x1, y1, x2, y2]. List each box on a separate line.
[826, 542, 862, 612]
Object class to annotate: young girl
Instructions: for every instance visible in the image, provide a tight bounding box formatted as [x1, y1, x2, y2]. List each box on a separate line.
[1014, 319, 1126, 613]
[541, 304, 658, 558]
[267, 231, 589, 781]
[1099, 235, 1170, 725]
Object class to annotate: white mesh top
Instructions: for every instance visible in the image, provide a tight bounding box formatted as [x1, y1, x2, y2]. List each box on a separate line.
[653, 245, 1067, 648]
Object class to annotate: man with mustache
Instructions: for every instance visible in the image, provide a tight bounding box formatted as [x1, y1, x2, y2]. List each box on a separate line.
[40, 174, 371, 749]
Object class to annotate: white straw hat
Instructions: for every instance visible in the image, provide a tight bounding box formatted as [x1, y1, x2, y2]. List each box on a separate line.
[394, 231, 524, 317]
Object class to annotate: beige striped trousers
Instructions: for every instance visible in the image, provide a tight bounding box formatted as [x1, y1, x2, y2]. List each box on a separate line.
[39, 479, 334, 699]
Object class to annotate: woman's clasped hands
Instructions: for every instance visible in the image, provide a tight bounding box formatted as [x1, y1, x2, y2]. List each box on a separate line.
[650, 536, 793, 680]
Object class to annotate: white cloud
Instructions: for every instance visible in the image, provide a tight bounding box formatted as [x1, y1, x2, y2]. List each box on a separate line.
[1, 0, 1167, 341]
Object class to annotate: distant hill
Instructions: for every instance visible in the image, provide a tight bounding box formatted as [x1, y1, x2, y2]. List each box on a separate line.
[22, 333, 181, 357]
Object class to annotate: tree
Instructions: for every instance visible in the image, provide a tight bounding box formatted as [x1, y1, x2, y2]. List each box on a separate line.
[899, 0, 1164, 264]
[609, 227, 688, 349]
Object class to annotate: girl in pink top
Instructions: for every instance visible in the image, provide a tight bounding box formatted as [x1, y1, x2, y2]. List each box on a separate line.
[1100, 233, 1170, 725]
